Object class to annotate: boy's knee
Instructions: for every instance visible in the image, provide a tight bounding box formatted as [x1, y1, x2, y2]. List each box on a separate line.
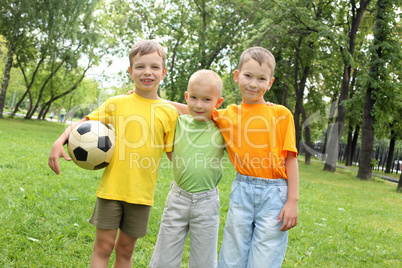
[115, 241, 136, 258]
[94, 239, 115, 257]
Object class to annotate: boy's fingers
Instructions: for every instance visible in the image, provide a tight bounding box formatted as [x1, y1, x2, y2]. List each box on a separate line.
[278, 210, 284, 223]
[49, 157, 60, 175]
[278, 210, 286, 231]
[280, 220, 288, 231]
[62, 150, 72, 161]
[280, 217, 298, 232]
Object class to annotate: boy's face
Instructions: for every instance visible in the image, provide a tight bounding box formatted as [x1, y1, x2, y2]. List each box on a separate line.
[234, 59, 275, 104]
[128, 52, 167, 99]
[185, 83, 223, 121]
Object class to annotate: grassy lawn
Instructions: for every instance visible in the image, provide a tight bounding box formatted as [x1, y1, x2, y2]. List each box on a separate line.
[0, 118, 400, 267]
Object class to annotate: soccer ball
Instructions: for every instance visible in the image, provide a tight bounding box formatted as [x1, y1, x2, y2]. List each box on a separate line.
[67, 120, 116, 170]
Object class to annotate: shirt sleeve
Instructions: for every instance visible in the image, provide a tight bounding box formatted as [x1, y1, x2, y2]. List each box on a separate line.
[212, 107, 227, 122]
[164, 106, 179, 152]
[86, 99, 111, 124]
[279, 107, 298, 158]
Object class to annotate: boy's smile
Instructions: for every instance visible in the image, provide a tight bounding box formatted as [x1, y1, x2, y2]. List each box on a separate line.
[234, 59, 274, 104]
[128, 52, 167, 99]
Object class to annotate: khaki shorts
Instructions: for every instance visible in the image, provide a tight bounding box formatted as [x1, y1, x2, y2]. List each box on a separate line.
[89, 197, 151, 238]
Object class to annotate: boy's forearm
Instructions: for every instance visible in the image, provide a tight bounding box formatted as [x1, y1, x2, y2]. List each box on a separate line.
[168, 101, 189, 115]
[55, 118, 89, 145]
[286, 152, 299, 202]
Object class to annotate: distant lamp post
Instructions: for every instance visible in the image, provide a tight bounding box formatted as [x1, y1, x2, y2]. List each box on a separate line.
[10, 90, 16, 110]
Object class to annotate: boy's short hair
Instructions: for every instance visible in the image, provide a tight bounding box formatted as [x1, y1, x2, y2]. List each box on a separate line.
[238, 47, 276, 78]
[129, 40, 167, 69]
[188, 69, 223, 96]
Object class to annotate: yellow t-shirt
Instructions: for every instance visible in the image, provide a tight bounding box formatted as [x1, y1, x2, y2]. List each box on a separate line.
[87, 93, 178, 206]
[213, 103, 297, 179]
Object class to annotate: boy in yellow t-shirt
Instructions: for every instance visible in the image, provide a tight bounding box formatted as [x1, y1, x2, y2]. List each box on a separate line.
[172, 47, 299, 268]
[48, 40, 178, 267]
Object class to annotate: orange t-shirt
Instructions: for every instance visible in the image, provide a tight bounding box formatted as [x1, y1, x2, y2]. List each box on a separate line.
[213, 103, 297, 179]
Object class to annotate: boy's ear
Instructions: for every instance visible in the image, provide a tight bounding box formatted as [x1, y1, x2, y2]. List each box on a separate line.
[184, 91, 189, 103]
[267, 77, 275, 90]
[234, 69, 240, 83]
[128, 67, 133, 80]
[162, 67, 167, 79]
[215, 97, 224, 108]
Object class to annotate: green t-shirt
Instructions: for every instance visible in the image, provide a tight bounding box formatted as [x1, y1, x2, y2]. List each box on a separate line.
[172, 115, 225, 193]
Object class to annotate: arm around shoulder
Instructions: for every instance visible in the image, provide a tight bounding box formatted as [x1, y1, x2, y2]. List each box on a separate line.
[168, 101, 189, 115]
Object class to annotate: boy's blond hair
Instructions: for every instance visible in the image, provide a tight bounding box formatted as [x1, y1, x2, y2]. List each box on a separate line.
[129, 40, 167, 69]
[188, 69, 223, 96]
[238, 47, 276, 78]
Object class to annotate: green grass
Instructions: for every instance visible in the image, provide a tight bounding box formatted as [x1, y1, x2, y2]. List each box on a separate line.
[0, 118, 401, 267]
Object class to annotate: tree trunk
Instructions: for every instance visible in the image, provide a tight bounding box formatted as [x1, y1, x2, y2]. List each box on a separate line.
[385, 127, 395, 173]
[351, 124, 360, 164]
[39, 63, 92, 116]
[324, 0, 371, 172]
[324, 66, 350, 172]
[282, 59, 292, 106]
[293, 38, 302, 152]
[357, 85, 375, 180]
[37, 101, 51, 120]
[302, 105, 311, 165]
[397, 171, 402, 192]
[42, 104, 51, 120]
[24, 90, 33, 119]
[321, 94, 338, 161]
[357, 0, 383, 180]
[345, 124, 354, 166]
[12, 57, 45, 115]
[26, 60, 65, 119]
[0, 45, 14, 118]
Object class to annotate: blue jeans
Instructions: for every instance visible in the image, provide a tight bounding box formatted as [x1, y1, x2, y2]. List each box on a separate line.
[218, 173, 288, 268]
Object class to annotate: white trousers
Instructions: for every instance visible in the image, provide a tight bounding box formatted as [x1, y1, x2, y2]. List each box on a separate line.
[150, 181, 220, 268]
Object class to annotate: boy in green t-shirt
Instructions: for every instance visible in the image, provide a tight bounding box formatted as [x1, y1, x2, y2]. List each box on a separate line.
[150, 70, 225, 268]
[48, 40, 178, 267]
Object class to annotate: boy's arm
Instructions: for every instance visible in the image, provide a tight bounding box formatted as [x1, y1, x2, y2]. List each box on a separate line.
[48, 118, 89, 175]
[169, 101, 189, 115]
[166, 151, 173, 162]
[278, 152, 299, 231]
[127, 90, 189, 114]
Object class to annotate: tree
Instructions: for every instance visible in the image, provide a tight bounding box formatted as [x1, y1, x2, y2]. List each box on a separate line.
[357, 0, 402, 180]
[1, 0, 103, 119]
[36, 59, 96, 120]
[252, 0, 342, 164]
[0, 0, 37, 117]
[385, 119, 402, 174]
[114, 0, 257, 103]
[324, 0, 373, 172]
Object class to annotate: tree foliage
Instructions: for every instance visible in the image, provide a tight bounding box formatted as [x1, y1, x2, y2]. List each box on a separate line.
[0, 0, 105, 118]
[1, 0, 401, 179]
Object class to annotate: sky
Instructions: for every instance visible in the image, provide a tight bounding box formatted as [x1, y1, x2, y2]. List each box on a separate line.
[86, 54, 129, 88]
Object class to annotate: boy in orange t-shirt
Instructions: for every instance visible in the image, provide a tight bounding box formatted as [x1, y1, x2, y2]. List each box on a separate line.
[213, 47, 299, 268]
